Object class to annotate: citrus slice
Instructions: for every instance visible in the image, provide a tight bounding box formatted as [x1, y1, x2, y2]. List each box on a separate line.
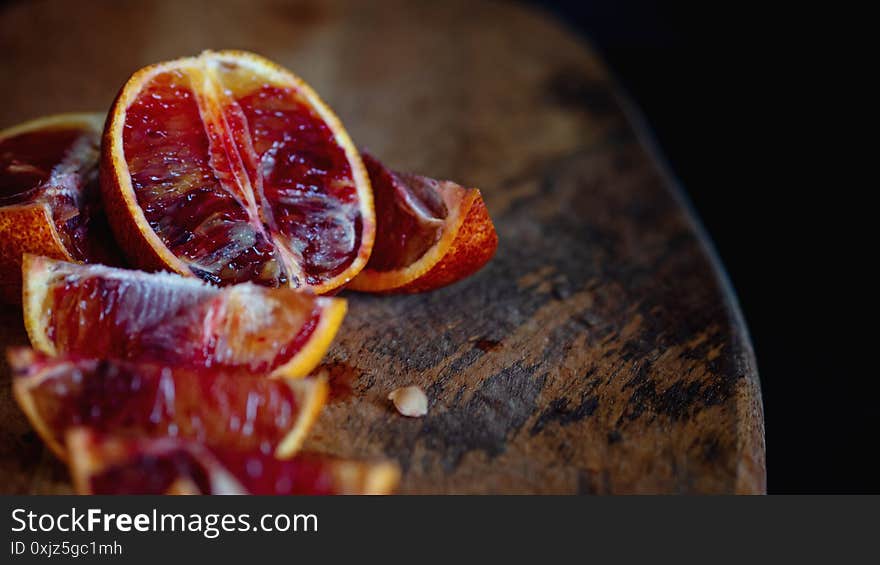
[101, 50, 374, 293]
[22, 254, 346, 378]
[9, 349, 327, 460]
[0, 113, 116, 303]
[348, 153, 497, 293]
[67, 429, 400, 495]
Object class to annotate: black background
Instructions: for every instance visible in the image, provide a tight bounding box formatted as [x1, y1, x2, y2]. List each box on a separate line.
[526, 1, 869, 492]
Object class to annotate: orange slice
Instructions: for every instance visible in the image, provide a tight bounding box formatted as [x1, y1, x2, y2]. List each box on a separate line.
[22, 254, 346, 378]
[101, 50, 374, 293]
[9, 348, 327, 460]
[67, 429, 400, 495]
[348, 153, 497, 293]
[0, 113, 117, 303]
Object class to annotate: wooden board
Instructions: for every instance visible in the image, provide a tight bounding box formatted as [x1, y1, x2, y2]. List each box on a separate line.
[0, 0, 765, 494]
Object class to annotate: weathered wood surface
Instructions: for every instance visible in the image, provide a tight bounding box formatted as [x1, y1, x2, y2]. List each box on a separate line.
[0, 0, 765, 493]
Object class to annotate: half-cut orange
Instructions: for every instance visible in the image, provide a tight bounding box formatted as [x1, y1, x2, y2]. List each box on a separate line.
[101, 50, 374, 293]
[22, 254, 346, 378]
[9, 348, 327, 460]
[67, 429, 400, 495]
[0, 113, 116, 302]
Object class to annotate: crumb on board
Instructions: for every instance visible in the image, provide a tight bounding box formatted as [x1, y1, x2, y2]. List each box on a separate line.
[388, 386, 428, 417]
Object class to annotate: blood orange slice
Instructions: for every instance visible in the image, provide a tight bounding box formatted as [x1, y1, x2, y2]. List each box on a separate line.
[101, 50, 374, 293]
[9, 349, 327, 460]
[0, 113, 116, 303]
[348, 154, 497, 293]
[67, 429, 400, 495]
[22, 254, 346, 378]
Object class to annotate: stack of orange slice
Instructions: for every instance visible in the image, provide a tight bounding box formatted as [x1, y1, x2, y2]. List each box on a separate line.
[1, 50, 499, 495]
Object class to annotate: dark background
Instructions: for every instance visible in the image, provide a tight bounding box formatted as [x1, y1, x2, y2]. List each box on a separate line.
[526, 1, 867, 493]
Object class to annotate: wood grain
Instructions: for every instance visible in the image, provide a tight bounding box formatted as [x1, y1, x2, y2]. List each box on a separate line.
[0, 0, 765, 493]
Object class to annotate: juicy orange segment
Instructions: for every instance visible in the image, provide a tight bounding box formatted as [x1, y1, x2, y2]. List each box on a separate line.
[22, 254, 346, 378]
[348, 154, 497, 293]
[0, 113, 116, 303]
[102, 50, 374, 293]
[67, 429, 400, 495]
[9, 349, 327, 460]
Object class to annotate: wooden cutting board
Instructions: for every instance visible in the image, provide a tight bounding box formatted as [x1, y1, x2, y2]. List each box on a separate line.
[0, 0, 765, 494]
